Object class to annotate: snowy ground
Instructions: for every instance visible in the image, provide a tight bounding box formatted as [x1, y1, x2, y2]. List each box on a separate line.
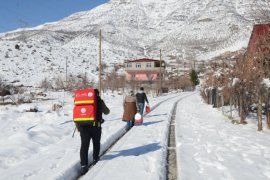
[0, 90, 181, 180]
[0, 91, 270, 180]
[176, 94, 270, 180]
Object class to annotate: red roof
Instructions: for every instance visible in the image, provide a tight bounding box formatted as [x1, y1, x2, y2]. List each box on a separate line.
[125, 70, 160, 73]
[126, 58, 160, 63]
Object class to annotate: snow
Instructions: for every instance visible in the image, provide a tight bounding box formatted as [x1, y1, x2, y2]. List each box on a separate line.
[176, 93, 270, 180]
[81, 92, 185, 180]
[0, 0, 269, 179]
[262, 78, 270, 88]
[0, 0, 264, 86]
[232, 77, 240, 86]
[1, 90, 270, 180]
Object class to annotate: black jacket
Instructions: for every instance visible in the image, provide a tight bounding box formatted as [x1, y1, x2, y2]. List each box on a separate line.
[96, 95, 110, 122]
[136, 92, 149, 104]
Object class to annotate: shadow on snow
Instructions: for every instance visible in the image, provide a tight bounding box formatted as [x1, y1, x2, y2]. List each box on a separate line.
[102, 143, 161, 160]
[145, 113, 167, 118]
[142, 120, 163, 126]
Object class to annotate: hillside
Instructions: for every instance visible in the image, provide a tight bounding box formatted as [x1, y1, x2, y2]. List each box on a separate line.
[0, 0, 268, 86]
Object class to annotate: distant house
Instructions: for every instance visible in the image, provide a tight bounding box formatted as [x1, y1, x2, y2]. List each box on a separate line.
[124, 58, 165, 81]
[247, 23, 270, 56]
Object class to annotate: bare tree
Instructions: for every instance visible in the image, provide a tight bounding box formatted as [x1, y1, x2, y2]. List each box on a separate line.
[146, 72, 155, 88]
[54, 76, 65, 90]
[40, 78, 52, 91]
[244, 24, 270, 130]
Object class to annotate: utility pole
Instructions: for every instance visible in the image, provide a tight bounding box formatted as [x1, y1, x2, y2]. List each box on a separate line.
[65, 57, 67, 82]
[159, 49, 162, 94]
[177, 57, 181, 90]
[99, 29, 102, 96]
[64, 56, 68, 91]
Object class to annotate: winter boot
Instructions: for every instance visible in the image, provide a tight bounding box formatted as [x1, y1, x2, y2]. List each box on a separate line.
[93, 157, 100, 165]
[81, 165, 88, 175]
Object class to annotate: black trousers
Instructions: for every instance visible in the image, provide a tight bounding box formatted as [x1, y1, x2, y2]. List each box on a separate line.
[79, 125, 101, 166]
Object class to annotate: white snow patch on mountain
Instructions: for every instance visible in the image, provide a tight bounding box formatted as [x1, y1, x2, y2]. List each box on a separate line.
[0, 0, 268, 86]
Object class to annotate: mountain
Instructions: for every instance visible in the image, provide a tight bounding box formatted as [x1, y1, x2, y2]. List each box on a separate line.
[0, 0, 268, 86]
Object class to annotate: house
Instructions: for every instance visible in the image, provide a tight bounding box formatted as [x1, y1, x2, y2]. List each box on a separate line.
[124, 58, 165, 81]
[247, 23, 270, 56]
[246, 23, 270, 70]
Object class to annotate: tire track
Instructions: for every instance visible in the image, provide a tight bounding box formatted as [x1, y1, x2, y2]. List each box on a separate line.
[166, 92, 196, 180]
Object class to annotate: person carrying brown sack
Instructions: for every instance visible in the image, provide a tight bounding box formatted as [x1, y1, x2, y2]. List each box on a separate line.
[122, 90, 138, 130]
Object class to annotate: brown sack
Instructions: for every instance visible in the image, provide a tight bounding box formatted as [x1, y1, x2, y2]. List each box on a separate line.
[122, 101, 137, 121]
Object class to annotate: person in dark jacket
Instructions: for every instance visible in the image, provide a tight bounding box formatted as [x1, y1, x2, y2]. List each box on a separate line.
[136, 87, 149, 116]
[77, 89, 110, 175]
[122, 90, 138, 130]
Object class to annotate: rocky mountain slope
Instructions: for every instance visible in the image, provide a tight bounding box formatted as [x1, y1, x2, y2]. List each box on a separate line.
[0, 0, 268, 86]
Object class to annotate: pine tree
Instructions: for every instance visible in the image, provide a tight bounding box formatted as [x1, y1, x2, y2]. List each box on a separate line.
[189, 69, 199, 86]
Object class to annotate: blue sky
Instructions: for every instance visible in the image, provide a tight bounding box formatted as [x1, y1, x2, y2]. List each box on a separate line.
[0, 0, 109, 33]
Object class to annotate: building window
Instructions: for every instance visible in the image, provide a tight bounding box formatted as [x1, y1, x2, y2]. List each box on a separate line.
[136, 63, 141, 68]
[126, 63, 132, 68]
[146, 63, 151, 68]
[155, 62, 161, 67]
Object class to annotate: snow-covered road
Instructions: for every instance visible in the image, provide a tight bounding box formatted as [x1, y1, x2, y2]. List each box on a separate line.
[1, 91, 270, 180]
[81, 92, 192, 180]
[0, 91, 186, 180]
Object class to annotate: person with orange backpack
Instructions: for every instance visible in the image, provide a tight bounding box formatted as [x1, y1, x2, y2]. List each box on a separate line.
[73, 89, 110, 175]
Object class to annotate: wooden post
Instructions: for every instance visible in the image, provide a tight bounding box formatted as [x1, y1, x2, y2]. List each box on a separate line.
[159, 49, 162, 94]
[230, 93, 233, 118]
[99, 29, 102, 96]
[216, 88, 219, 108]
[267, 88, 270, 129]
[221, 93, 224, 114]
[65, 57, 68, 83]
[258, 93, 263, 131]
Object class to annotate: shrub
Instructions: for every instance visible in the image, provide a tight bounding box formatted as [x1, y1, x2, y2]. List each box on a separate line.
[40, 78, 52, 91]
